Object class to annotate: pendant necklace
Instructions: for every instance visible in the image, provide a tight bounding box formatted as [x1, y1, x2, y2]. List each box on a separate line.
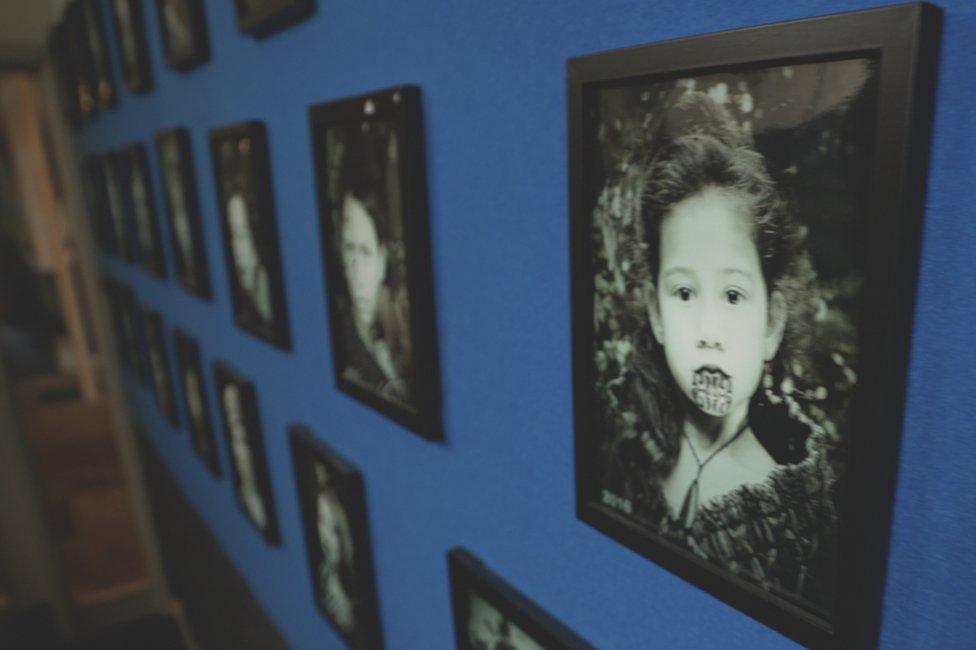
[677, 418, 750, 528]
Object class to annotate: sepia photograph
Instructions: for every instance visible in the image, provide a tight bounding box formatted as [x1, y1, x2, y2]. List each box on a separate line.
[121, 143, 167, 278]
[290, 425, 383, 649]
[144, 307, 179, 426]
[211, 122, 290, 348]
[310, 86, 441, 438]
[109, 0, 153, 92]
[174, 330, 220, 475]
[157, 128, 210, 298]
[154, 0, 209, 71]
[235, 0, 315, 37]
[448, 549, 593, 650]
[568, 5, 938, 646]
[214, 362, 279, 543]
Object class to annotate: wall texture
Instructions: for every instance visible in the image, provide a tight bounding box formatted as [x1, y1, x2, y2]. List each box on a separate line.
[76, 1, 976, 648]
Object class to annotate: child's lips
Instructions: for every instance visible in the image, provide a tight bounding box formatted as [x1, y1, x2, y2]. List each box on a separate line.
[691, 365, 733, 416]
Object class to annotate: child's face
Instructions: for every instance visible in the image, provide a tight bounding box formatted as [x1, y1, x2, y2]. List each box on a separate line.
[649, 187, 785, 420]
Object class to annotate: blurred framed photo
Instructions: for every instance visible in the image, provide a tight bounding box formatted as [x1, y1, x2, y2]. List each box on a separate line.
[102, 151, 134, 262]
[79, 0, 117, 108]
[448, 549, 594, 650]
[80, 154, 113, 254]
[214, 361, 280, 543]
[157, 127, 211, 298]
[144, 307, 179, 427]
[110, 0, 153, 92]
[211, 121, 290, 348]
[48, 22, 82, 125]
[290, 425, 383, 649]
[64, 2, 98, 120]
[568, 4, 938, 647]
[121, 143, 167, 278]
[154, 0, 209, 71]
[310, 85, 442, 439]
[174, 330, 220, 475]
[235, 0, 315, 37]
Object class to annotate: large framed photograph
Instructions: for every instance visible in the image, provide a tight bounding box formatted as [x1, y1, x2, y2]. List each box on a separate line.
[102, 151, 134, 263]
[144, 307, 179, 427]
[310, 86, 442, 439]
[79, 0, 117, 109]
[174, 329, 220, 475]
[213, 361, 280, 543]
[154, 0, 209, 71]
[121, 143, 168, 278]
[447, 549, 594, 650]
[235, 0, 315, 37]
[289, 425, 383, 649]
[109, 0, 153, 92]
[568, 4, 938, 647]
[211, 122, 290, 348]
[157, 127, 211, 298]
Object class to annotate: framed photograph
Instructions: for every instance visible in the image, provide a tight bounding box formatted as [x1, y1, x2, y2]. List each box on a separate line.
[144, 307, 180, 427]
[79, 0, 117, 109]
[121, 143, 168, 278]
[103, 280, 131, 369]
[157, 127, 211, 298]
[48, 22, 82, 125]
[154, 0, 209, 71]
[64, 2, 98, 120]
[213, 361, 280, 543]
[235, 0, 315, 37]
[211, 122, 290, 348]
[290, 425, 383, 649]
[107, 282, 150, 385]
[448, 549, 594, 650]
[80, 154, 113, 254]
[102, 151, 134, 263]
[109, 0, 153, 92]
[173, 330, 220, 475]
[568, 4, 939, 647]
[309, 85, 442, 438]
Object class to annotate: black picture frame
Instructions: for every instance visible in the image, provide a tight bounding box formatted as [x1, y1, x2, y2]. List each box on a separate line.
[80, 154, 113, 254]
[235, 0, 315, 38]
[289, 425, 384, 649]
[120, 143, 168, 278]
[102, 150, 134, 263]
[79, 0, 117, 109]
[48, 21, 82, 126]
[210, 121, 291, 349]
[447, 549, 594, 650]
[568, 4, 939, 647]
[109, 0, 154, 92]
[154, 0, 209, 71]
[144, 306, 180, 427]
[64, 1, 98, 121]
[108, 282, 151, 385]
[156, 127, 211, 299]
[309, 85, 442, 440]
[174, 329, 220, 476]
[213, 361, 280, 544]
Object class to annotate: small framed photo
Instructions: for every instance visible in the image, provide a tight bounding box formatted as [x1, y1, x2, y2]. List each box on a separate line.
[235, 0, 315, 37]
[144, 307, 179, 427]
[102, 151, 134, 263]
[103, 280, 131, 370]
[211, 122, 290, 348]
[448, 549, 594, 650]
[213, 361, 280, 543]
[64, 2, 98, 120]
[568, 4, 938, 646]
[79, 0, 117, 109]
[157, 127, 211, 298]
[80, 155, 113, 254]
[174, 329, 220, 475]
[48, 22, 82, 125]
[121, 143, 168, 278]
[310, 85, 442, 438]
[111, 283, 151, 385]
[290, 425, 383, 649]
[109, 0, 153, 92]
[154, 0, 209, 71]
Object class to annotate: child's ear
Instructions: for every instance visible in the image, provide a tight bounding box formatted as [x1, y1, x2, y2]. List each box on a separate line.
[765, 290, 787, 361]
[645, 282, 665, 345]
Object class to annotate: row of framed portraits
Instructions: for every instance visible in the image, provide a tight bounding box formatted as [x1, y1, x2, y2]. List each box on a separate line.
[49, 0, 316, 124]
[90, 3, 939, 648]
[101, 279, 593, 649]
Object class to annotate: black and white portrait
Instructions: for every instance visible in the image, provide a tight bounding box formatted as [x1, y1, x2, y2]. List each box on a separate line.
[574, 58, 879, 624]
[145, 308, 179, 426]
[110, 0, 153, 92]
[311, 87, 441, 437]
[235, 0, 315, 36]
[122, 144, 167, 278]
[290, 426, 382, 649]
[102, 152, 132, 262]
[211, 122, 290, 348]
[174, 330, 219, 475]
[154, 0, 209, 70]
[157, 128, 210, 298]
[79, 0, 116, 108]
[214, 362, 279, 543]
[115, 285, 150, 385]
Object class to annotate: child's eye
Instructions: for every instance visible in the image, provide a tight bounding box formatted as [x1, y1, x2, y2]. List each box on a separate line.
[725, 289, 744, 305]
[673, 287, 693, 301]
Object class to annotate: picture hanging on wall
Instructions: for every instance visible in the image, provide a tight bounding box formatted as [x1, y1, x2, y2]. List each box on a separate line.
[447, 549, 594, 650]
[568, 4, 938, 647]
[154, 0, 209, 71]
[102, 151, 133, 263]
[121, 143, 168, 278]
[157, 127, 211, 299]
[310, 85, 442, 439]
[64, 2, 97, 120]
[109, 0, 153, 92]
[80, 155, 113, 255]
[235, 0, 315, 37]
[290, 425, 383, 649]
[144, 307, 180, 427]
[111, 283, 150, 386]
[103, 280, 131, 371]
[79, 0, 117, 109]
[211, 121, 291, 349]
[214, 361, 280, 544]
[174, 329, 220, 476]
[48, 22, 81, 125]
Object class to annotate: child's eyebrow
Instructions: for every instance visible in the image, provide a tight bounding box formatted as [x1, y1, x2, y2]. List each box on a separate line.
[660, 266, 694, 279]
[720, 267, 757, 280]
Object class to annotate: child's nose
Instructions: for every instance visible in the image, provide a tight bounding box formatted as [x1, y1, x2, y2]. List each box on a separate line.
[698, 301, 725, 348]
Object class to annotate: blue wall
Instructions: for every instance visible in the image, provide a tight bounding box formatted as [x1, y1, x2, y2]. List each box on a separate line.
[77, 1, 976, 648]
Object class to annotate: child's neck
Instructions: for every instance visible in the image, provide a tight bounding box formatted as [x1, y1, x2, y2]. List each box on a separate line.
[683, 402, 750, 453]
